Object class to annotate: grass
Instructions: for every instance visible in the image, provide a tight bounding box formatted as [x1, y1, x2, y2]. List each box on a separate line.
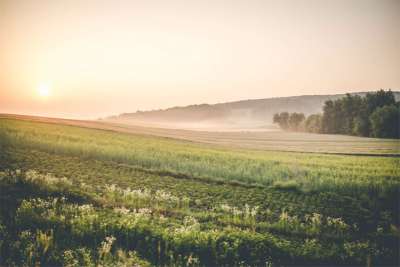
[1, 113, 399, 155]
[1, 118, 399, 193]
[0, 117, 399, 266]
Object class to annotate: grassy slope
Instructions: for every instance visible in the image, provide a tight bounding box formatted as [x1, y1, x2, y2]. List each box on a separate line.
[1, 118, 399, 192]
[1, 113, 399, 155]
[0, 117, 399, 265]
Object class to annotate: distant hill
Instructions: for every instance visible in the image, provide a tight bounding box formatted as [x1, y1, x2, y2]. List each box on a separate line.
[107, 91, 400, 130]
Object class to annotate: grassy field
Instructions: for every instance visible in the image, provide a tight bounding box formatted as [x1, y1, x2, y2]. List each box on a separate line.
[0, 117, 399, 266]
[2, 113, 399, 155]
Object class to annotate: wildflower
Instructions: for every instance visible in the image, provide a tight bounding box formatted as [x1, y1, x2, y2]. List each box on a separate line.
[137, 208, 152, 215]
[78, 204, 94, 213]
[98, 236, 116, 258]
[175, 216, 200, 233]
[105, 184, 117, 193]
[310, 213, 322, 226]
[114, 206, 131, 215]
[220, 204, 233, 213]
[279, 211, 289, 222]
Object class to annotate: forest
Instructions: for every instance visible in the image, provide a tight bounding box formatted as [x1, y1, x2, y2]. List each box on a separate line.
[273, 90, 400, 138]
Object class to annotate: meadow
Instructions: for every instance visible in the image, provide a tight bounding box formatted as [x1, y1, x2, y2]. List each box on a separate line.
[0, 117, 399, 266]
[2, 114, 399, 155]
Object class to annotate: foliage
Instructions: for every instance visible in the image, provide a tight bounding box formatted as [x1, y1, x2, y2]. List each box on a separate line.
[274, 90, 399, 139]
[320, 90, 397, 138]
[304, 114, 322, 133]
[273, 112, 305, 131]
[370, 105, 400, 138]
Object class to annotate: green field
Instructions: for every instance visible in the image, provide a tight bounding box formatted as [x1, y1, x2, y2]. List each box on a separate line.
[2, 114, 399, 155]
[0, 117, 399, 266]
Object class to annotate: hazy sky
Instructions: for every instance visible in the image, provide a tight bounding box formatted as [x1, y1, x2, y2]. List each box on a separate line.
[1, 0, 399, 119]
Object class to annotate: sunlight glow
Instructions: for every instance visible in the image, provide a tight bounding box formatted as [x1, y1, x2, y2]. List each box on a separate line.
[37, 83, 51, 98]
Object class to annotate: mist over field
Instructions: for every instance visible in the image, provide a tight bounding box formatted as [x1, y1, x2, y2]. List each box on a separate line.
[107, 91, 400, 131]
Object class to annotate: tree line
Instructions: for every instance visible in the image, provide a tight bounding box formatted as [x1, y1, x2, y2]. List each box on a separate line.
[273, 90, 400, 138]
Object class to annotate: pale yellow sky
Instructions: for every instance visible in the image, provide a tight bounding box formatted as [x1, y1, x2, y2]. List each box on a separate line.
[0, 0, 399, 119]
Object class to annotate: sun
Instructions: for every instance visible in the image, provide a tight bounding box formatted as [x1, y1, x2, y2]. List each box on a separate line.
[37, 83, 51, 98]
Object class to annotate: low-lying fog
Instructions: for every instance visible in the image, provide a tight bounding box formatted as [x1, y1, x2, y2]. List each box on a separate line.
[104, 118, 280, 132]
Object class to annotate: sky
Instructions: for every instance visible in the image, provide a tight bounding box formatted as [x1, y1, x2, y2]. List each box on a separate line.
[0, 0, 399, 119]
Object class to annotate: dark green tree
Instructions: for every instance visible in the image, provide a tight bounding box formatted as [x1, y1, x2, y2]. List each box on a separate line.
[365, 89, 396, 114]
[356, 89, 397, 136]
[370, 105, 400, 138]
[321, 100, 335, 133]
[353, 112, 370, 137]
[339, 94, 363, 134]
[322, 90, 396, 136]
[274, 90, 397, 137]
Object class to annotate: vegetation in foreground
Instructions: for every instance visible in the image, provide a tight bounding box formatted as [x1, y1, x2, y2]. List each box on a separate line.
[0, 118, 399, 266]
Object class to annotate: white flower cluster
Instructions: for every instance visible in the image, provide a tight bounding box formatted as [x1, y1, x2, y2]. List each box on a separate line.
[220, 204, 243, 216]
[99, 236, 116, 257]
[112, 207, 156, 229]
[279, 210, 299, 224]
[113, 206, 152, 217]
[279, 211, 350, 233]
[244, 204, 259, 219]
[326, 216, 349, 231]
[105, 183, 189, 208]
[305, 212, 322, 226]
[219, 203, 259, 218]
[77, 204, 94, 214]
[155, 190, 179, 203]
[113, 206, 131, 215]
[17, 198, 100, 228]
[175, 216, 200, 233]
[25, 170, 72, 186]
[124, 188, 151, 200]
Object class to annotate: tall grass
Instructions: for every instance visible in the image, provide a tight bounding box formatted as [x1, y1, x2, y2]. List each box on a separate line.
[1, 118, 399, 195]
